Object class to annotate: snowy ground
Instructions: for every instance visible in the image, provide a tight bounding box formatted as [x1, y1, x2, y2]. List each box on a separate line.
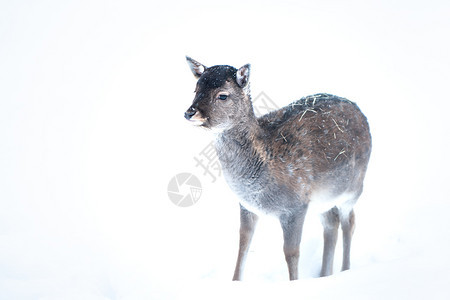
[1, 0, 450, 299]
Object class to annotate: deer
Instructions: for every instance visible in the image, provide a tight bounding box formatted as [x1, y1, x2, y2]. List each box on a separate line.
[184, 57, 372, 281]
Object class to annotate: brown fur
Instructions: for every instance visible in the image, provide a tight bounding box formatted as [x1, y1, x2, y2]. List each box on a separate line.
[185, 57, 372, 280]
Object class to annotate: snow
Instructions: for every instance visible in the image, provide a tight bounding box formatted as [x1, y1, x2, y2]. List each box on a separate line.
[1, 0, 450, 299]
[178, 197, 450, 300]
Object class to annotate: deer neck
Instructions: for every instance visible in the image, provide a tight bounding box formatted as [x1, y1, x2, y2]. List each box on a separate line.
[220, 107, 259, 146]
[214, 110, 268, 204]
[214, 109, 262, 170]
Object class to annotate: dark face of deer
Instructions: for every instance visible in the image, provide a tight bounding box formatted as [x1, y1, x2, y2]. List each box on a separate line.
[185, 57, 252, 131]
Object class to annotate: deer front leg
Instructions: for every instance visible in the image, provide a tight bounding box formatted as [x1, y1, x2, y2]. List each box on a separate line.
[279, 205, 308, 280]
[232, 204, 258, 281]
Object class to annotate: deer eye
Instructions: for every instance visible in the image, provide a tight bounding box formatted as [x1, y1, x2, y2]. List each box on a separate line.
[218, 94, 228, 101]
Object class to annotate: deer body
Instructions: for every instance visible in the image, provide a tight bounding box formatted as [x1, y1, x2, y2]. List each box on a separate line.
[185, 57, 371, 280]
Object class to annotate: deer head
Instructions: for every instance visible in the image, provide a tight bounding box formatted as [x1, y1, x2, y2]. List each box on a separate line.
[184, 56, 253, 131]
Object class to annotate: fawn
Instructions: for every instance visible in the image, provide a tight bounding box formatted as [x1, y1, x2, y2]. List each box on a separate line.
[184, 57, 371, 280]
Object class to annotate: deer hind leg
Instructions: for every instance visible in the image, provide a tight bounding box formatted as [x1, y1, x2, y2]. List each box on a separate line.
[340, 208, 355, 271]
[279, 205, 308, 281]
[320, 206, 340, 277]
[232, 204, 259, 281]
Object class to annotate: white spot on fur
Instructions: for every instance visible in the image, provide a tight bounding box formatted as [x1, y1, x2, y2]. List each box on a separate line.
[287, 164, 294, 176]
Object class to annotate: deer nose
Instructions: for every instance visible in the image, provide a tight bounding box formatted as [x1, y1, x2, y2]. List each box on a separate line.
[185, 108, 196, 120]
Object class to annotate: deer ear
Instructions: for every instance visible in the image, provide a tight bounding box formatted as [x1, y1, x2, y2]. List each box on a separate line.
[186, 56, 206, 79]
[236, 64, 251, 88]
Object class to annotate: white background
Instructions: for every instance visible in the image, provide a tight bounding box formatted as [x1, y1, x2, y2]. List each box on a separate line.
[1, 0, 450, 299]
